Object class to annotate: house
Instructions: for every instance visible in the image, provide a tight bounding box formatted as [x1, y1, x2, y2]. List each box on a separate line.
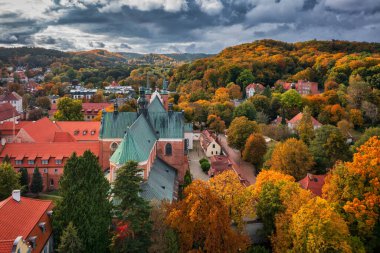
[208, 155, 232, 177]
[0, 121, 29, 144]
[0, 103, 20, 123]
[69, 87, 97, 100]
[0, 92, 23, 113]
[49, 103, 111, 121]
[280, 80, 319, 95]
[200, 130, 222, 157]
[298, 173, 327, 196]
[271, 115, 288, 125]
[245, 83, 265, 98]
[288, 112, 322, 130]
[101, 87, 189, 201]
[0, 190, 54, 253]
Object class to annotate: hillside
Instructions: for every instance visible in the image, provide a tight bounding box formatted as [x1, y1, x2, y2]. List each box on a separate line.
[171, 39, 380, 88]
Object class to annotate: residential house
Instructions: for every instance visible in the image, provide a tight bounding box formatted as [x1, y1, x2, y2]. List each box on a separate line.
[280, 80, 319, 95]
[69, 87, 97, 100]
[0, 92, 23, 113]
[200, 130, 222, 157]
[288, 112, 322, 130]
[0, 190, 54, 253]
[298, 173, 327, 197]
[245, 83, 265, 98]
[0, 103, 20, 123]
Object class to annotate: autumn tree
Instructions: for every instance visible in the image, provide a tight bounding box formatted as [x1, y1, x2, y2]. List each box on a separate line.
[36, 96, 52, 110]
[323, 137, 380, 251]
[242, 133, 267, 169]
[227, 116, 259, 152]
[213, 87, 230, 103]
[226, 82, 242, 99]
[349, 109, 363, 128]
[0, 162, 20, 201]
[166, 180, 250, 252]
[207, 114, 225, 134]
[352, 127, 380, 151]
[249, 94, 270, 115]
[54, 97, 84, 121]
[347, 78, 372, 109]
[296, 106, 315, 145]
[270, 138, 314, 180]
[280, 89, 302, 118]
[233, 101, 257, 120]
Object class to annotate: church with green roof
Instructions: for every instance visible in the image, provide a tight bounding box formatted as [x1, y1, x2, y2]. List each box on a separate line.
[99, 87, 192, 201]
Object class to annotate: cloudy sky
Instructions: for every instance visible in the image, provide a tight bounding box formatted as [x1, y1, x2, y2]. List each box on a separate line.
[0, 0, 379, 53]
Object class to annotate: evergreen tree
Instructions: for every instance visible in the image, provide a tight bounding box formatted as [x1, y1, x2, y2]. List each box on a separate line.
[53, 151, 111, 253]
[0, 162, 20, 201]
[58, 222, 84, 253]
[30, 167, 43, 195]
[3, 154, 10, 163]
[111, 161, 152, 253]
[183, 170, 192, 188]
[262, 85, 272, 98]
[19, 168, 29, 194]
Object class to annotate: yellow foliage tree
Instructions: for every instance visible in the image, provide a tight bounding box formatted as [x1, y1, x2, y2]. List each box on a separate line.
[213, 87, 230, 103]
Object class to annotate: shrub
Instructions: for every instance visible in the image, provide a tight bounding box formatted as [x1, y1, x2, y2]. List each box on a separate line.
[200, 161, 211, 173]
[199, 158, 208, 164]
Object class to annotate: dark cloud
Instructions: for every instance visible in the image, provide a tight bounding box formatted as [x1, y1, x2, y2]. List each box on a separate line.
[0, 0, 379, 53]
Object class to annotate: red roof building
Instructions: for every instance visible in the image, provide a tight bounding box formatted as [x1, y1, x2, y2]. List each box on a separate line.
[49, 102, 111, 121]
[298, 173, 327, 196]
[245, 83, 265, 98]
[208, 155, 232, 177]
[200, 130, 222, 157]
[288, 112, 322, 130]
[279, 80, 319, 95]
[0, 190, 53, 253]
[0, 121, 29, 144]
[0, 103, 20, 122]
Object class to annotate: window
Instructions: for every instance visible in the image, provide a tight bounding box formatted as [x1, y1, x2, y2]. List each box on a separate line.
[110, 142, 119, 151]
[42, 160, 48, 165]
[83, 130, 88, 135]
[165, 143, 172, 156]
[91, 130, 96, 135]
[211, 151, 213, 155]
[43, 168, 48, 173]
[55, 159, 62, 165]
[212, 144, 215, 148]
[54, 168, 58, 174]
[39, 222, 46, 233]
[50, 179, 54, 187]
[74, 130, 79, 136]
[16, 160, 22, 165]
[28, 160, 35, 165]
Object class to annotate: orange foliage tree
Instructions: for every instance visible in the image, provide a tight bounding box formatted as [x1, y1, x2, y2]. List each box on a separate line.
[242, 133, 267, 168]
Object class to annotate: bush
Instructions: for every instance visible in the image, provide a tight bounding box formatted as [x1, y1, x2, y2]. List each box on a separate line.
[199, 158, 208, 164]
[200, 161, 211, 173]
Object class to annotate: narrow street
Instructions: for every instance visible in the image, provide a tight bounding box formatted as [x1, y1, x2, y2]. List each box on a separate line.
[218, 134, 256, 185]
[188, 141, 209, 181]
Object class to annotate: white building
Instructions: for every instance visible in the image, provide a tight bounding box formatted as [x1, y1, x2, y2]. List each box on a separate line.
[0, 92, 23, 113]
[200, 130, 222, 157]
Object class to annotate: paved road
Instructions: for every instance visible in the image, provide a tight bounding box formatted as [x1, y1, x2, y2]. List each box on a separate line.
[188, 141, 209, 181]
[218, 134, 256, 185]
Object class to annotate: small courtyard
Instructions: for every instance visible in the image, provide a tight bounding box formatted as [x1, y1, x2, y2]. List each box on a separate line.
[188, 140, 209, 181]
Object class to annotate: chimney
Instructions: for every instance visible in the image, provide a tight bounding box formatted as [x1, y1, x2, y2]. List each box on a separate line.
[12, 190, 21, 202]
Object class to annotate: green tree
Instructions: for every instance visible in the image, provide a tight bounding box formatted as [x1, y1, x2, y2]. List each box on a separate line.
[53, 151, 111, 253]
[183, 170, 192, 188]
[227, 116, 259, 152]
[36, 96, 52, 110]
[310, 125, 350, 173]
[111, 161, 152, 253]
[236, 69, 254, 91]
[54, 97, 84, 121]
[201, 160, 211, 173]
[233, 101, 257, 120]
[58, 222, 84, 253]
[352, 127, 380, 152]
[249, 94, 270, 114]
[0, 163, 20, 200]
[280, 89, 302, 117]
[30, 167, 43, 195]
[297, 106, 315, 145]
[19, 168, 29, 194]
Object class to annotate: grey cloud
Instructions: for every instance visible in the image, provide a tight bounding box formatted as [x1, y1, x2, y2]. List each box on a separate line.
[89, 41, 106, 48]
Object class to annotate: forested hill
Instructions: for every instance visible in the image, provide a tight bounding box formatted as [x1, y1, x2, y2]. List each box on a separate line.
[170, 39, 380, 89]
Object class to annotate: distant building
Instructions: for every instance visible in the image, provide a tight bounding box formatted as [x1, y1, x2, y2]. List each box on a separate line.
[0, 121, 29, 144]
[0, 190, 54, 253]
[104, 82, 135, 95]
[208, 155, 232, 177]
[200, 130, 222, 157]
[0, 103, 20, 123]
[279, 80, 319, 95]
[0, 92, 23, 113]
[49, 102, 111, 121]
[69, 87, 97, 100]
[245, 83, 265, 98]
[298, 173, 327, 196]
[288, 112, 322, 130]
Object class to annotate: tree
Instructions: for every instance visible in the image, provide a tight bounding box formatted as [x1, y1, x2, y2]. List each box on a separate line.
[310, 125, 350, 172]
[349, 109, 363, 128]
[30, 167, 43, 195]
[289, 197, 354, 253]
[236, 69, 254, 91]
[227, 116, 259, 152]
[249, 94, 270, 114]
[166, 180, 249, 252]
[226, 82, 242, 99]
[280, 89, 302, 117]
[323, 137, 380, 251]
[28, 108, 44, 121]
[36, 96, 52, 110]
[296, 106, 315, 145]
[200, 160, 210, 173]
[213, 87, 230, 103]
[111, 161, 152, 253]
[53, 151, 111, 253]
[352, 127, 380, 151]
[361, 101, 379, 124]
[233, 101, 257, 120]
[270, 138, 314, 180]
[207, 114, 225, 134]
[0, 163, 20, 200]
[209, 171, 254, 230]
[242, 133, 267, 169]
[19, 168, 29, 194]
[347, 79, 371, 109]
[54, 97, 84, 121]
[58, 222, 84, 253]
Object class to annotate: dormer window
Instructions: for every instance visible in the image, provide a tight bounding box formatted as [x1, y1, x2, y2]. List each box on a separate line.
[28, 236, 37, 249]
[47, 210, 53, 217]
[42, 159, 48, 165]
[39, 222, 46, 233]
[15, 160, 22, 165]
[56, 159, 62, 165]
[90, 129, 96, 135]
[28, 159, 35, 165]
[83, 130, 88, 135]
[74, 130, 79, 136]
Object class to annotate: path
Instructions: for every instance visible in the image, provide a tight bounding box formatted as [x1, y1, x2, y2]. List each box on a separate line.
[188, 141, 209, 181]
[218, 134, 256, 185]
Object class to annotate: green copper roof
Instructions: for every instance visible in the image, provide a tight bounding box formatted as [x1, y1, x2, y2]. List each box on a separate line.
[110, 114, 157, 164]
[184, 123, 193, 133]
[100, 112, 137, 139]
[140, 158, 177, 201]
[148, 112, 184, 138]
[147, 95, 166, 113]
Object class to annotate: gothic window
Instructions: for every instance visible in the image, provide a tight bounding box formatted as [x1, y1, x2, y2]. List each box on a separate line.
[165, 143, 172, 156]
[110, 142, 119, 152]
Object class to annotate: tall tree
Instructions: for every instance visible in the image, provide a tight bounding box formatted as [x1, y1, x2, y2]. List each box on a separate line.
[53, 151, 111, 253]
[0, 162, 20, 200]
[111, 161, 152, 253]
[54, 97, 84, 121]
[19, 168, 29, 194]
[58, 222, 84, 253]
[207, 114, 226, 135]
[166, 180, 249, 252]
[270, 138, 314, 180]
[297, 106, 315, 145]
[227, 116, 259, 152]
[242, 133, 267, 169]
[236, 69, 254, 91]
[280, 89, 302, 118]
[233, 101, 257, 120]
[30, 167, 43, 195]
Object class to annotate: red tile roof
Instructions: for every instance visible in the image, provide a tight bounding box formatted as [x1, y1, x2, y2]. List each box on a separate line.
[298, 173, 327, 196]
[0, 121, 29, 131]
[271, 116, 288, 125]
[0, 142, 100, 159]
[53, 131, 76, 142]
[245, 83, 265, 92]
[0, 103, 19, 121]
[55, 121, 100, 141]
[209, 155, 232, 176]
[19, 117, 60, 142]
[200, 130, 217, 150]
[0, 196, 52, 241]
[0, 239, 14, 253]
[0, 92, 22, 101]
[288, 112, 322, 127]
